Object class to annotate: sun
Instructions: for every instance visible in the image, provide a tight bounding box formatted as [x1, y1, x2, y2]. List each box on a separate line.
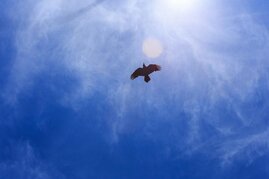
[157, 0, 198, 13]
[168, 0, 194, 7]
[142, 37, 163, 59]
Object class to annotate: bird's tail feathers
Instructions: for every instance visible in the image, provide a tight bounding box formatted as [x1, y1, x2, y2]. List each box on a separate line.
[144, 75, 151, 83]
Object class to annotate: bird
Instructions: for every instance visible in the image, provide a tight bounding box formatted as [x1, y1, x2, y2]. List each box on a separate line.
[130, 63, 161, 83]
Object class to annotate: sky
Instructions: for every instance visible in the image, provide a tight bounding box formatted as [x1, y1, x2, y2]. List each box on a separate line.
[1, 0, 269, 178]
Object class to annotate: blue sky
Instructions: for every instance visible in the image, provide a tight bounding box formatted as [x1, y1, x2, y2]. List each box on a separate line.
[1, 0, 269, 178]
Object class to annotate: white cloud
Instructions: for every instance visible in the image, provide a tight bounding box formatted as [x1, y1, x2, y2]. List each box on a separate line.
[219, 128, 269, 166]
[3, 0, 269, 164]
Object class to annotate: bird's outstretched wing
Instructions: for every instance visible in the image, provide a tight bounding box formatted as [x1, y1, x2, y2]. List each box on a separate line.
[147, 64, 161, 74]
[130, 68, 143, 80]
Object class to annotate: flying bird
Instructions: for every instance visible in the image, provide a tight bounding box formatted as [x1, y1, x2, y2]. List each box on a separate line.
[130, 63, 161, 83]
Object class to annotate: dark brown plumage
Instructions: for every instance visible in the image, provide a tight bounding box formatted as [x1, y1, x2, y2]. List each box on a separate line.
[130, 63, 161, 83]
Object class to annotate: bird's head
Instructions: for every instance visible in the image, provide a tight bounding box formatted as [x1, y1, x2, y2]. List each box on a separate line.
[143, 63, 146, 68]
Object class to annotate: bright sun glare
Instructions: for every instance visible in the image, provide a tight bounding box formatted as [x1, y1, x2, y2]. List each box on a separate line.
[161, 0, 198, 12]
[168, 0, 193, 6]
[142, 0, 199, 59]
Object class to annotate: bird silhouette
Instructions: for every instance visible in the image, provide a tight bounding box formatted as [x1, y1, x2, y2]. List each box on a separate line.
[130, 63, 161, 83]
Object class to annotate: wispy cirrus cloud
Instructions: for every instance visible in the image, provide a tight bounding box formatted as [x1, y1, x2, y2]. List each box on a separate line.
[219, 128, 269, 166]
[2, 0, 269, 166]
